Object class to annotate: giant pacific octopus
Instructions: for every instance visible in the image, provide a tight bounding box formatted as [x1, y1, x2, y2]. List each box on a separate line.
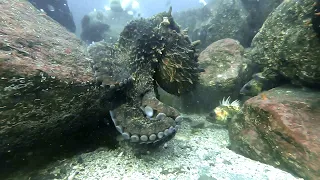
[88, 8, 202, 145]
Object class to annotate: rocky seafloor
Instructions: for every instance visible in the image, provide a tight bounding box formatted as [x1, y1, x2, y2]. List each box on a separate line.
[8, 115, 301, 180]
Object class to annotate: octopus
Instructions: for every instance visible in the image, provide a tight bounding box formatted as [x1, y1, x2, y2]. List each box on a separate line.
[87, 7, 202, 146]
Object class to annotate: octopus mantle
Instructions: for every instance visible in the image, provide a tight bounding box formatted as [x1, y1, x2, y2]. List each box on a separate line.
[88, 8, 202, 145]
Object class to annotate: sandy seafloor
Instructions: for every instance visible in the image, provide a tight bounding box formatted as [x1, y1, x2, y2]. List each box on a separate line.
[10, 114, 302, 180]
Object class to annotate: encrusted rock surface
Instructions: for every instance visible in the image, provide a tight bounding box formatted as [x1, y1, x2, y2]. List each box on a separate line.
[198, 39, 249, 89]
[0, 0, 120, 177]
[248, 0, 320, 88]
[173, 0, 282, 50]
[229, 85, 320, 179]
[240, 0, 283, 43]
[174, 0, 249, 50]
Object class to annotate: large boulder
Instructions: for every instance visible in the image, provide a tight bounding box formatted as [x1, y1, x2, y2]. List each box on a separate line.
[248, 0, 320, 88]
[173, 0, 282, 50]
[228, 85, 320, 179]
[240, 0, 283, 43]
[174, 0, 250, 50]
[0, 0, 118, 177]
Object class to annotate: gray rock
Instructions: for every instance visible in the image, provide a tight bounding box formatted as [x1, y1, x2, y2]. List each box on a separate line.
[0, 0, 119, 177]
[247, 0, 320, 88]
[240, 0, 284, 43]
[229, 85, 320, 179]
[174, 0, 250, 49]
[173, 0, 282, 50]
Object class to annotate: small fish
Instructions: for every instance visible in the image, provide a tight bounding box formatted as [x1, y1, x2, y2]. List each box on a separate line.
[47, 4, 55, 12]
[214, 107, 229, 122]
[210, 97, 241, 125]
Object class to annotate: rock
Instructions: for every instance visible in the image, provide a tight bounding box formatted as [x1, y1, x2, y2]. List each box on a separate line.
[240, 0, 283, 43]
[178, 39, 253, 113]
[228, 85, 320, 179]
[0, 0, 118, 177]
[174, 0, 249, 50]
[198, 39, 247, 88]
[248, 0, 320, 88]
[173, 0, 282, 50]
